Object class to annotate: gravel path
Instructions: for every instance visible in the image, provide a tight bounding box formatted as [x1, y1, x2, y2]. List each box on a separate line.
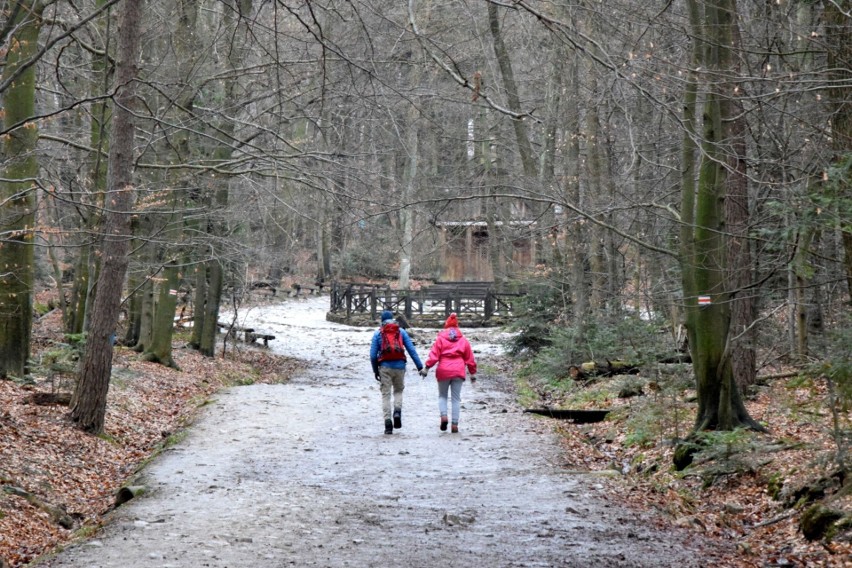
[40, 298, 718, 568]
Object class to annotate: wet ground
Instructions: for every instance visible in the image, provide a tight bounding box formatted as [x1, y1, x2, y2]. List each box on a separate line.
[39, 297, 718, 567]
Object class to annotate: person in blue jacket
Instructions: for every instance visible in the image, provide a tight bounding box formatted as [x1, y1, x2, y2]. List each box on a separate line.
[370, 310, 424, 435]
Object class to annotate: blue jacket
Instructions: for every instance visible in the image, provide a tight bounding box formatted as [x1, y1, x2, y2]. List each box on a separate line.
[370, 322, 423, 375]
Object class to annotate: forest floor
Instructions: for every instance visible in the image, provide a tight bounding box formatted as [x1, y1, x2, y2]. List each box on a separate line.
[0, 293, 849, 567]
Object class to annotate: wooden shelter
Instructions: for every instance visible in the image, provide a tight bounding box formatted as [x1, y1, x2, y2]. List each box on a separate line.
[436, 220, 536, 281]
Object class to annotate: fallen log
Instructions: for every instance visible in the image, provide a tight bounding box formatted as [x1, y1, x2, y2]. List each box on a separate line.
[523, 408, 611, 424]
[756, 370, 803, 383]
[24, 392, 72, 406]
[658, 353, 692, 364]
[568, 360, 640, 380]
[115, 485, 146, 506]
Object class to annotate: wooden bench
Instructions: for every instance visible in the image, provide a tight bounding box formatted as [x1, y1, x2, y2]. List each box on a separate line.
[249, 281, 277, 296]
[218, 322, 276, 347]
[216, 322, 255, 342]
[291, 278, 327, 297]
[247, 332, 276, 347]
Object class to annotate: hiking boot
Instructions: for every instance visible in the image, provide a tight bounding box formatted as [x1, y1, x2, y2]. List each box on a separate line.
[393, 409, 402, 429]
[451, 423, 459, 433]
[440, 416, 448, 431]
[384, 419, 393, 435]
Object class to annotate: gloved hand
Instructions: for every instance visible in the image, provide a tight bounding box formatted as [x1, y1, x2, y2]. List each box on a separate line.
[374, 372, 381, 382]
[418, 367, 428, 378]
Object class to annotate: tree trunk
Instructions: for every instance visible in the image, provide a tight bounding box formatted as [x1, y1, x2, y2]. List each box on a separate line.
[488, 2, 536, 177]
[722, 0, 756, 389]
[793, 225, 816, 358]
[565, 57, 588, 326]
[144, 262, 179, 369]
[190, 263, 207, 350]
[194, 0, 252, 357]
[199, 260, 222, 357]
[141, 0, 197, 368]
[70, 0, 142, 433]
[68, 246, 91, 335]
[316, 201, 331, 285]
[585, 76, 607, 312]
[684, 0, 762, 433]
[398, 108, 419, 290]
[68, 0, 113, 336]
[0, 1, 43, 379]
[133, 271, 154, 353]
[823, 2, 852, 301]
[680, 0, 702, 364]
[124, 269, 142, 347]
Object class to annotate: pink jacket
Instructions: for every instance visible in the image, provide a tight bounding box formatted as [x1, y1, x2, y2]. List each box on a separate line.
[425, 327, 477, 381]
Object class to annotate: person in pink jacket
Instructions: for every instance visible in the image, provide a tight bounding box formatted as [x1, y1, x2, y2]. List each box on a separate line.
[419, 313, 477, 433]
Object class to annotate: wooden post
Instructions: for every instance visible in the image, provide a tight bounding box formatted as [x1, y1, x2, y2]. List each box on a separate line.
[345, 285, 351, 320]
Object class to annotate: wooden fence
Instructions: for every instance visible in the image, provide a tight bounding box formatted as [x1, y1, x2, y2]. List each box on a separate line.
[329, 281, 524, 326]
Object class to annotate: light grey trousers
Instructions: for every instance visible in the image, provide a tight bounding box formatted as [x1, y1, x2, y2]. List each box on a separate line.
[438, 378, 464, 424]
[379, 366, 405, 421]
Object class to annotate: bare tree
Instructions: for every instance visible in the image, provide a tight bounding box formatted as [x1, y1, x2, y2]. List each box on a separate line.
[71, 0, 142, 433]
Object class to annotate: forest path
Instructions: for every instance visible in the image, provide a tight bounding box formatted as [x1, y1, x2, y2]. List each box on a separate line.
[40, 297, 718, 568]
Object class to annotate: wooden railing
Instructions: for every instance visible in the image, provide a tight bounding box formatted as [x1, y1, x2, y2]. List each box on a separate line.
[329, 281, 524, 325]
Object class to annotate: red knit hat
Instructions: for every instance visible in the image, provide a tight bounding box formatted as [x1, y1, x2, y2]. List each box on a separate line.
[444, 313, 458, 328]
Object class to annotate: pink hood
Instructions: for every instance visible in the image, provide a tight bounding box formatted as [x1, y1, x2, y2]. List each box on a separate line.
[425, 326, 477, 381]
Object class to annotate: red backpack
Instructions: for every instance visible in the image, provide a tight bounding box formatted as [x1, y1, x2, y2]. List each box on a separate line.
[378, 322, 406, 362]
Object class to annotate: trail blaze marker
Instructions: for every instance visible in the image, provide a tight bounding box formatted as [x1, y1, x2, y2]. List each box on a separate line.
[698, 295, 712, 306]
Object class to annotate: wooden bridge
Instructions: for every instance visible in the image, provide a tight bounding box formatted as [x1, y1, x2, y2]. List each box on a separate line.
[327, 281, 524, 327]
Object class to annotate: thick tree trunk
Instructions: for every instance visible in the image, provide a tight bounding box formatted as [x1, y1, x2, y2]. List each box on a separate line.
[684, 0, 762, 433]
[133, 276, 154, 353]
[0, 1, 43, 379]
[71, 0, 142, 434]
[144, 262, 179, 369]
